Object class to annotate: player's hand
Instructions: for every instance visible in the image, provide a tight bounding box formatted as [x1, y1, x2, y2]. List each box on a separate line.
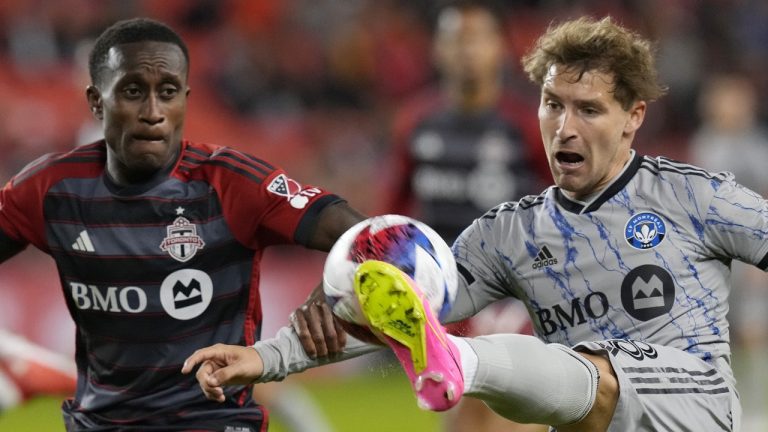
[291, 284, 347, 358]
[181, 344, 264, 402]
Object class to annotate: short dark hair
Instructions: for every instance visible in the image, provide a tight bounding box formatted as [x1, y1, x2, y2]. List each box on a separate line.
[88, 17, 190, 85]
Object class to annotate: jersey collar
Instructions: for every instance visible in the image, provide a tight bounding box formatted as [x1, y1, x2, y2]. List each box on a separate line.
[554, 150, 643, 214]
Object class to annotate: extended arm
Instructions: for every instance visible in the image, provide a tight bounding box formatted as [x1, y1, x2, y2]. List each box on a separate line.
[253, 326, 379, 382]
[182, 325, 381, 402]
[182, 202, 373, 399]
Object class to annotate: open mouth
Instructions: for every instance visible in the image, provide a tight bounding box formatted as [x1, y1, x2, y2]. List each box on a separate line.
[555, 151, 584, 167]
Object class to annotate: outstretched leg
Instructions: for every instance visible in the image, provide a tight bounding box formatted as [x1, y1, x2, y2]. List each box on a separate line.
[353, 260, 618, 430]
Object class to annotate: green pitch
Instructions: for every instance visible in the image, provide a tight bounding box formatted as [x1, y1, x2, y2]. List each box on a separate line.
[0, 370, 442, 432]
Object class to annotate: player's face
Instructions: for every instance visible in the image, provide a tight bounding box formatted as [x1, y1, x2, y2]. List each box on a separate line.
[538, 65, 645, 200]
[87, 41, 189, 183]
[434, 7, 503, 90]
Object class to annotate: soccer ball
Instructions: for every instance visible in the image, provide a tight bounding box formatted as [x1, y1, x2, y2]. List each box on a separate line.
[323, 215, 458, 342]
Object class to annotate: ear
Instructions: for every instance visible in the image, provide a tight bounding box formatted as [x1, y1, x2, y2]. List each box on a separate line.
[624, 100, 646, 136]
[86, 85, 103, 120]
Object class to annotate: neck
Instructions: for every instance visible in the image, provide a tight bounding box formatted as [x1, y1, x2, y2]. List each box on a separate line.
[106, 147, 179, 186]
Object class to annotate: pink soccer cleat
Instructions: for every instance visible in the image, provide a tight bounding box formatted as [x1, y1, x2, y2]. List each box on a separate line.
[353, 260, 463, 411]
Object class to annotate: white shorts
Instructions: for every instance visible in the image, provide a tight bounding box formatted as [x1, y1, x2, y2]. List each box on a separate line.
[571, 340, 740, 432]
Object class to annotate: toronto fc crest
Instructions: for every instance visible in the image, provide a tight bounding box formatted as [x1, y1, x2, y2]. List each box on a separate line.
[160, 216, 206, 262]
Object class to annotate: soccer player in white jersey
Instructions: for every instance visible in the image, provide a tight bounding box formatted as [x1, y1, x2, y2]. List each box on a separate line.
[183, 16, 749, 431]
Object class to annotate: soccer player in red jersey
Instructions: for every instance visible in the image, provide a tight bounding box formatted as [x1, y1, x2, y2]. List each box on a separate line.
[0, 18, 362, 431]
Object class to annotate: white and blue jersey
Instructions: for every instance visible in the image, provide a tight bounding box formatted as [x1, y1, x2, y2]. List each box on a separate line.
[450, 151, 768, 390]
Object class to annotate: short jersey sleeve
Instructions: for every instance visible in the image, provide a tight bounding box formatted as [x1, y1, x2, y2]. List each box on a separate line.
[447, 203, 521, 322]
[251, 170, 342, 247]
[704, 177, 768, 269]
[0, 160, 50, 250]
[198, 147, 342, 249]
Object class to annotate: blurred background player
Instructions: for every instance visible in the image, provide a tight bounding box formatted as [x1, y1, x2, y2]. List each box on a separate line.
[0, 17, 364, 430]
[385, 0, 547, 242]
[0, 329, 76, 412]
[383, 2, 548, 431]
[687, 72, 768, 431]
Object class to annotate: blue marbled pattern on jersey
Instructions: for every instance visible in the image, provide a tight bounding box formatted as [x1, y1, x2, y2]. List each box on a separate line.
[452, 154, 768, 385]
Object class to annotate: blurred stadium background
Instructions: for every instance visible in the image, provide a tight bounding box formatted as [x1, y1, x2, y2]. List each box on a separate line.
[1, 0, 767, 430]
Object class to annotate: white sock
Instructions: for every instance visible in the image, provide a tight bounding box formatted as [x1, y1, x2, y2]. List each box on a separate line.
[458, 334, 599, 425]
[448, 334, 479, 391]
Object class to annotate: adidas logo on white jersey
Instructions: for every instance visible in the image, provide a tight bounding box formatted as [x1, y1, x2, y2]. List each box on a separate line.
[532, 245, 557, 269]
[72, 230, 95, 252]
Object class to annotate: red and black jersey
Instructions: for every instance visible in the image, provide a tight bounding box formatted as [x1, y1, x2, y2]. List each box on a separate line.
[0, 140, 342, 430]
[386, 88, 549, 243]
